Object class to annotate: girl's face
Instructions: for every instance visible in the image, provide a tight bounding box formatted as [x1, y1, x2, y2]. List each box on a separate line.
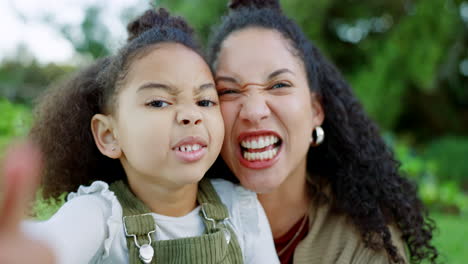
[109, 43, 224, 188]
[214, 28, 323, 193]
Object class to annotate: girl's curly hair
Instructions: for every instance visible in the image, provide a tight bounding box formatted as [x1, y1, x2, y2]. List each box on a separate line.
[207, 0, 438, 263]
[30, 8, 202, 198]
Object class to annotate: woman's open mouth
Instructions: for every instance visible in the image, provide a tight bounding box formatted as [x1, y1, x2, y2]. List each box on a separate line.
[237, 132, 282, 169]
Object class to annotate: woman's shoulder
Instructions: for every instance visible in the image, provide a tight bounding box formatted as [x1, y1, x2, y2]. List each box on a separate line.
[294, 203, 408, 264]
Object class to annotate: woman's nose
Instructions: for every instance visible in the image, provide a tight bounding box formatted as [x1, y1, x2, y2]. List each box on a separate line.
[239, 93, 271, 124]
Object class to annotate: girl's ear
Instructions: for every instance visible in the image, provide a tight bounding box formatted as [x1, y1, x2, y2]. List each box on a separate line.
[310, 92, 325, 126]
[91, 114, 121, 159]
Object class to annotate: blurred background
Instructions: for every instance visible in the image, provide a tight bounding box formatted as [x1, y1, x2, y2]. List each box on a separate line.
[0, 0, 467, 262]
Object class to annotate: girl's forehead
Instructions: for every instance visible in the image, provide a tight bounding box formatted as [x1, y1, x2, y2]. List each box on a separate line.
[122, 44, 213, 91]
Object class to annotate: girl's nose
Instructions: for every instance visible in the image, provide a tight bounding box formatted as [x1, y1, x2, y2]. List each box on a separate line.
[176, 107, 203, 125]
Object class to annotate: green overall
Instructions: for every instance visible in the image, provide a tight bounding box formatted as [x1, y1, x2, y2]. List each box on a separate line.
[110, 178, 244, 264]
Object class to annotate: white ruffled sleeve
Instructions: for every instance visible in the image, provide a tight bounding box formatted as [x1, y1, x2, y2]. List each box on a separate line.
[211, 179, 279, 264]
[22, 181, 123, 264]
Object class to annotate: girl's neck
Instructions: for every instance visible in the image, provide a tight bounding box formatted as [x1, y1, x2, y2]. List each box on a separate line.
[127, 177, 198, 217]
[257, 159, 310, 238]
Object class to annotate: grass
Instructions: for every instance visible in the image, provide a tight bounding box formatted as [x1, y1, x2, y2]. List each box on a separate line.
[428, 212, 468, 264]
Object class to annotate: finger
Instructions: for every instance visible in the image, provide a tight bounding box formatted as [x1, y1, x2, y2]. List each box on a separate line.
[0, 236, 55, 264]
[0, 141, 42, 232]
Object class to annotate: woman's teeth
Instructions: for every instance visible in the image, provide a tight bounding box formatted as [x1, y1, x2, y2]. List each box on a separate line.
[240, 135, 279, 149]
[243, 147, 279, 161]
[176, 144, 202, 152]
[240, 135, 280, 161]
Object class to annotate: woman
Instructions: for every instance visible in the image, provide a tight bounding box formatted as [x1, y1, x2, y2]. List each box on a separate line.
[206, 0, 438, 263]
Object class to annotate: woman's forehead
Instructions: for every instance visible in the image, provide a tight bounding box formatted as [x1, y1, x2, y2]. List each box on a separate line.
[216, 28, 304, 80]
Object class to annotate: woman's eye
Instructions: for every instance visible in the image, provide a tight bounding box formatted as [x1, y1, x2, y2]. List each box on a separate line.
[271, 82, 290, 89]
[217, 89, 239, 96]
[147, 100, 170, 108]
[197, 100, 216, 107]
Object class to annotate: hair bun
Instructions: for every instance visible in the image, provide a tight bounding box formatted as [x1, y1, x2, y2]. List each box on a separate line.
[126, 8, 194, 42]
[228, 0, 281, 11]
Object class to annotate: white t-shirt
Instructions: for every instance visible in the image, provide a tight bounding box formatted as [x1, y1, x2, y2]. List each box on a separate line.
[22, 179, 279, 264]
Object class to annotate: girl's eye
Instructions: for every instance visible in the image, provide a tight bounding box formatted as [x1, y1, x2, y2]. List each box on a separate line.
[197, 100, 217, 107]
[147, 100, 170, 108]
[271, 82, 290, 89]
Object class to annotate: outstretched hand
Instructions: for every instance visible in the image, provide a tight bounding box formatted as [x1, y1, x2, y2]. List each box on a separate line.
[0, 141, 55, 263]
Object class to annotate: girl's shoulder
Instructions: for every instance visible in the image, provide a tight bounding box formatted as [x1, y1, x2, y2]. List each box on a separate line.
[68, 181, 115, 202]
[66, 180, 123, 222]
[66, 181, 125, 261]
[22, 181, 126, 263]
[209, 179, 279, 264]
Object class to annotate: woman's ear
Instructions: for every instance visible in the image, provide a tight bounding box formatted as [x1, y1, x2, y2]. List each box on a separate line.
[310, 93, 325, 126]
[91, 114, 121, 159]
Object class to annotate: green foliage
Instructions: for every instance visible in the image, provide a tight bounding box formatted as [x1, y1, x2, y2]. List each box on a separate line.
[423, 136, 468, 188]
[427, 213, 468, 264]
[32, 191, 67, 221]
[0, 60, 74, 103]
[0, 98, 32, 152]
[392, 136, 468, 215]
[350, 0, 462, 129]
[59, 6, 113, 59]
[154, 0, 226, 44]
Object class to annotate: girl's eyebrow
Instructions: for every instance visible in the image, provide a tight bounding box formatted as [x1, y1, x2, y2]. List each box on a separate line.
[137, 82, 180, 95]
[195, 83, 216, 94]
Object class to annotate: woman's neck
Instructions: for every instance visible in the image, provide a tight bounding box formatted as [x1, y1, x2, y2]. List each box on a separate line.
[258, 160, 310, 238]
[127, 177, 198, 217]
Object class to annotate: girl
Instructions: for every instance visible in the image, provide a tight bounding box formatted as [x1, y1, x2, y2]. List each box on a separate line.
[0, 8, 278, 264]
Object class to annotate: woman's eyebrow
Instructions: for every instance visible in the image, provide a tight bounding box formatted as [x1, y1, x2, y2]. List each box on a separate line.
[268, 68, 294, 80]
[215, 76, 238, 84]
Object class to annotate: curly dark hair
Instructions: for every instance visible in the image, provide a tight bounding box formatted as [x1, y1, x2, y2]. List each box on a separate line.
[30, 8, 202, 198]
[206, 0, 438, 263]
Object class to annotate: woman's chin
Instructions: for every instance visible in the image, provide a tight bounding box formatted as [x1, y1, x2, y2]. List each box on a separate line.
[239, 174, 283, 194]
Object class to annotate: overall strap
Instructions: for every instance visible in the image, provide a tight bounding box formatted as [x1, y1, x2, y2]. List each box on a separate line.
[197, 178, 244, 264]
[197, 178, 230, 232]
[110, 181, 156, 263]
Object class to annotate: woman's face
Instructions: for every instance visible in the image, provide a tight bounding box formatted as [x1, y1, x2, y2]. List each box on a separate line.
[214, 27, 323, 193]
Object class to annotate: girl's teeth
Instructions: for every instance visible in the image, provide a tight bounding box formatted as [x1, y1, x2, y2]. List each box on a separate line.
[177, 144, 202, 152]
